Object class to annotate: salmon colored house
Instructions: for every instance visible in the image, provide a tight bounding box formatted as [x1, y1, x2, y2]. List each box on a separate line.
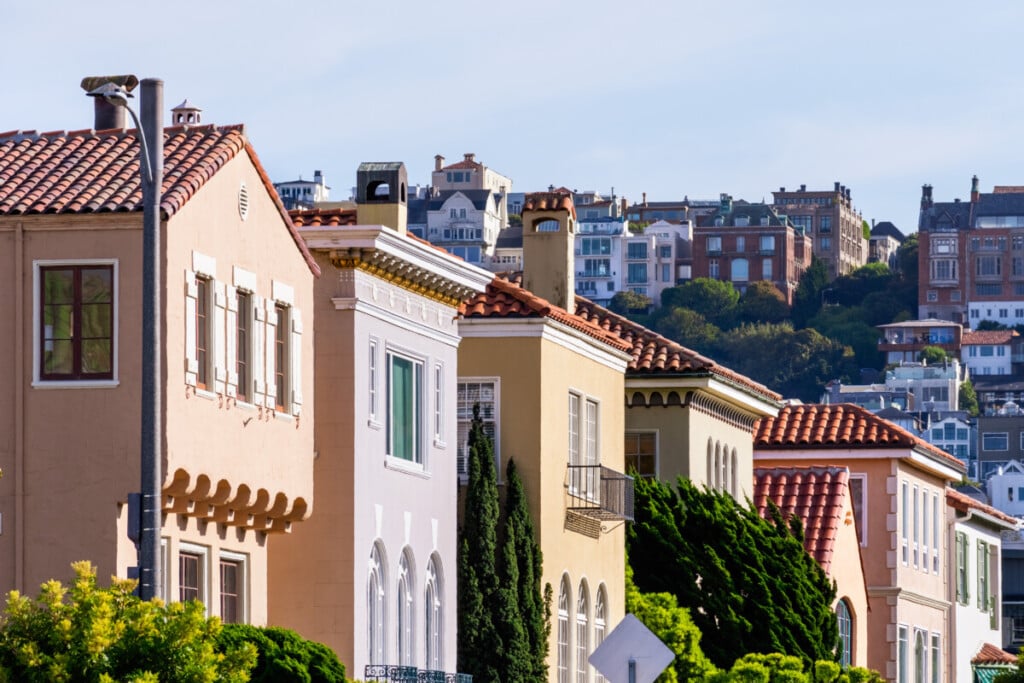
[271, 164, 491, 680]
[753, 465, 870, 669]
[458, 190, 635, 683]
[0, 78, 317, 624]
[755, 404, 967, 683]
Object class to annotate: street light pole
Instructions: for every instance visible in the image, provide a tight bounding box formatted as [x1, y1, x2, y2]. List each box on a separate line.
[138, 78, 164, 602]
[87, 77, 163, 600]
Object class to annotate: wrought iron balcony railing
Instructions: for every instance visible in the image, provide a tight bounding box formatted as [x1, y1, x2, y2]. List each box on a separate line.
[365, 665, 471, 683]
[566, 464, 634, 521]
[364, 667, 471, 683]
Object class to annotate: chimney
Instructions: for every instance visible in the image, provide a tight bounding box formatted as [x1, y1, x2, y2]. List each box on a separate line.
[434, 154, 445, 171]
[642, 192, 647, 207]
[845, 188, 851, 201]
[463, 153, 475, 163]
[719, 193, 732, 213]
[971, 175, 980, 202]
[170, 99, 202, 126]
[81, 74, 140, 130]
[921, 184, 933, 210]
[621, 197, 628, 216]
[800, 184, 806, 192]
[314, 170, 323, 186]
[521, 190, 576, 313]
[780, 186, 785, 192]
[355, 162, 408, 235]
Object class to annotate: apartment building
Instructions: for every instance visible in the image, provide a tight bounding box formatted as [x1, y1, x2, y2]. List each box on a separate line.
[772, 182, 868, 280]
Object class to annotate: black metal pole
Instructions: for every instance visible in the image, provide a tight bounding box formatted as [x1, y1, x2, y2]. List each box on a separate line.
[139, 78, 163, 601]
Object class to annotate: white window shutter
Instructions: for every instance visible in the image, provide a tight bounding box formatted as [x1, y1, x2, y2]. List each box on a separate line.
[225, 284, 238, 398]
[264, 299, 278, 408]
[251, 296, 266, 405]
[213, 282, 228, 394]
[290, 308, 303, 415]
[184, 271, 198, 386]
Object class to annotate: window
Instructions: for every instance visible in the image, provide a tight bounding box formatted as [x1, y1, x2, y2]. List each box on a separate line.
[624, 432, 657, 478]
[388, 351, 424, 464]
[398, 550, 414, 666]
[234, 290, 251, 402]
[38, 263, 116, 382]
[932, 494, 940, 574]
[820, 237, 832, 251]
[820, 216, 832, 233]
[709, 259, 720, 279]
[978, 540, 991, 613]
[457, 380, 498, 480]
[914, 629, 927, 683]
[627, 263, 648, 284]
[930, 634, 940, 683]
[836, 599, 852, 668]
[760, 235, 775, 253]
[274, 304, 287, 410]
[581, 238, 611, 255]
[930, 259, 957, 281]
[583, 259, 611, 278]
[593, 587, 607, 683]
[425, 555, 443, 670]
[558, 577, 571, 683]
[731, 258, 749, 282]
[898, 625, 908, 683]
[434, 364, 444, 444]
[762, 258, 773, 280]
[707, 236, 722, 253]
[219, 552, 247, 624]
[661, 263, 671, 282]
[912, 485, 919, 567]
[735, 236, 746, 252]
[178, 543, 208, 609]
[901, 481, 909, 564]
[576, 583, 589, 683]
[627, 242, 648, 260]
[369, 339, 379, 422]
[956, 532, 970, 604]
[368, 543, 387, 665]
[983, 433, 1009, 451]
[976, 255, 1002, 277]
[569, 394, 599, 499]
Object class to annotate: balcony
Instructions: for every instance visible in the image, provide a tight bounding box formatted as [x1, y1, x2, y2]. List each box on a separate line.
[365, 666, 472, 683]
[566, 465, 634, 522]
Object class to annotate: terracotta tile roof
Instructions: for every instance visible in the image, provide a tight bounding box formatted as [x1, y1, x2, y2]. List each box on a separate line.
[947, 488, 1018, 525]
[523, 189, 577, 220]
[962, 329, 1019, 345]
[290, 207, 357, 227]
[459, 276, 632, 353]
[0, 125, 319, 275]
[972, 642, 1017, 665]
[754, 404, 965, 470]
[440, 158, 482, 171]
[753, 466, 850, 573]
[573, 298, 781, 401]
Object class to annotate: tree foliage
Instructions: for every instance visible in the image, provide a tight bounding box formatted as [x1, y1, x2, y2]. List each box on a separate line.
[661, 278, 740, 330]
[0, 561, 257, 682]
[458, 404, 503, 682]
[707, 653, 883, 683]
[960, 377, 979, 417]
[791, 258, 830, 328]
[625, 564, 717, 683]
[459, 408, 550, 683]
[652, 307, 720, 356]
[917, 345, 949, 365]
[609, 290, 653, 316]
[738, 281, 790, 326]
[217, 624, 345, 683]
[627, 477, 838, 669]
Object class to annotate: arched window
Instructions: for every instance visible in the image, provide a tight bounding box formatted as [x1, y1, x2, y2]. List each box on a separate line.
[576, 581, 589, 683]
[558, 576, 571, 683]
[425, 554, 443, 670]
[398, 550, 415, 666]
[836, 599, 852, 668]
[367, 542, 387, 665]
[730, 449, 738, 497]
[594, 586, 607, 683]
[706, 439, 715, 489]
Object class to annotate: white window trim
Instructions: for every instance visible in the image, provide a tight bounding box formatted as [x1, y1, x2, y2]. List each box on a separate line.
[901, 480, 909, 566]
[32, 258, 120, 388]
[178, 542, 210, 616]
[369, 337, 381, 428]
[433, 362, 446, 448]
[386, 346, 426, 473]
[219, 550, 249, 624]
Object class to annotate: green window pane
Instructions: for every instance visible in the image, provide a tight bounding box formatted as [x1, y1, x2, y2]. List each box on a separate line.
[81, 340, 112, 374]
[45, 340, 74, 374]
[81, 302, 112, 338]
[44, 269, 74, 304]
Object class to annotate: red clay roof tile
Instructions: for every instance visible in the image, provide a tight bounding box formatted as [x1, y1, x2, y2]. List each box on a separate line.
[753, 466, 850, 573]
[972, 642, 1017, 665]
[0, 125, 319, 276]
[947, 488, 1018, 525]
[523, 189, 577, 220]
[573, 298, 781, 401]
[962, 329, 1019, 345]
[459, 276, 632, 354]
[755, 404, 965, 470]
[290, 207, 358, 227]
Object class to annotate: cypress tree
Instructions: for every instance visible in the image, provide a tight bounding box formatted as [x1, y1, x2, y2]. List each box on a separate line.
[457, 405, 503, 682]
[628, 476, 838, 668]
[502, 458, 550, 682]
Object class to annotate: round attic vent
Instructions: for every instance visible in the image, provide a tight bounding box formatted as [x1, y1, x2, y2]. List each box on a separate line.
[238, 182, 249, 221]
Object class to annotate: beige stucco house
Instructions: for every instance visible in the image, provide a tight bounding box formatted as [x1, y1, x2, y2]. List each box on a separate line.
[458, 190, 634, 683]
[271, 163, 492, 680]
[0, 83, 317, 625]
[755, 403, 967, 683]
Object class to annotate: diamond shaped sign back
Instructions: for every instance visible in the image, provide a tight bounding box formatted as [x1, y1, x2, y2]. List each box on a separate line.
[588, 614, 675, 683]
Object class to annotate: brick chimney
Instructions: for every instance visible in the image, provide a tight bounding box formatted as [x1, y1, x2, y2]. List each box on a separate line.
[971, 175, 980, 203]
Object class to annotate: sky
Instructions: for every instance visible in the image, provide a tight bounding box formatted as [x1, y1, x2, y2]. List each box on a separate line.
[6, 1, 1024, 234]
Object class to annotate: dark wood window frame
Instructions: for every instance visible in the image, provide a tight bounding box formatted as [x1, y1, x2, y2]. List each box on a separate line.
[40, 264, 115, 381]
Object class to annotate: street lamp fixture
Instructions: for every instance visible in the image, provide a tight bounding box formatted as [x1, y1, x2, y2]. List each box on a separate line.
[86, 77, 164, 601]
